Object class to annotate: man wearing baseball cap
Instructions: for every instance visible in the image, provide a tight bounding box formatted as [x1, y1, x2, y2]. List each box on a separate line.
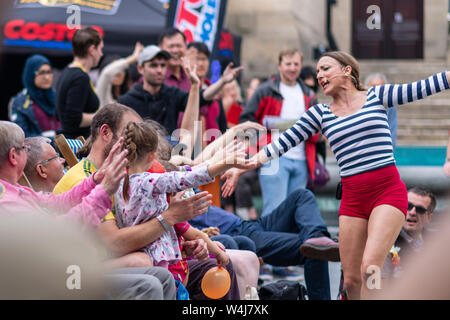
[118, 43, 242, 136]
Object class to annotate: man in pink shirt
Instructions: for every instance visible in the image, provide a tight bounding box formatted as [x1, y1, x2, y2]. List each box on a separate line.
[158, 28, 244, 95]
[0, 120, 128, 227]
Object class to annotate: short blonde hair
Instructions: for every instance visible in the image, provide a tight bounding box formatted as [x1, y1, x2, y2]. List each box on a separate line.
[278, 48, 303, 64]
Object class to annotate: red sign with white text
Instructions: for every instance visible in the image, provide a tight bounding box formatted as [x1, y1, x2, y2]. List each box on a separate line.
[3, 19, 104, 50]
[172, 0, 223, 51]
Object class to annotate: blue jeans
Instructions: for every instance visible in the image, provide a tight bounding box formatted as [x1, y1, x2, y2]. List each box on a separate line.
[259, 157, 308, 216]
[211, 234, 257, 252]
[230, 188, 331, 300]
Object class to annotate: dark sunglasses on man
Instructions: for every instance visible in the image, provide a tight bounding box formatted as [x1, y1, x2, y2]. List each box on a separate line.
[407, 202, 428, 215]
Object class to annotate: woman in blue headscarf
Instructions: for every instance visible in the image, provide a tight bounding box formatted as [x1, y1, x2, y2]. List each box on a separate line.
[9, 54, 60, 137]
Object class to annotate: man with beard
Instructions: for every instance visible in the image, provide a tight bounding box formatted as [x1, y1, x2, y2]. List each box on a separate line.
[52, 103, 223, 299]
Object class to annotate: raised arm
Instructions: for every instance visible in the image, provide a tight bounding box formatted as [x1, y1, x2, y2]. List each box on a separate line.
[47, 139, 128, 226]
[193, 121, 265, 165]
[145, 167, 214, 196]
[95, 43, 143, 106]
[202, 62, 243, 101]
[261, 106, 322, 164]
[372, 71, 450, 108]
[178, 57, 200, 158]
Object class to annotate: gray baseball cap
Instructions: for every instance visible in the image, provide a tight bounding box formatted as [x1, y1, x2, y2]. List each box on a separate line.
[138, 45, 171, 65]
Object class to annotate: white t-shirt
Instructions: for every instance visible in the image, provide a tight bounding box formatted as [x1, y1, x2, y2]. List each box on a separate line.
[273, 82, 306, 160]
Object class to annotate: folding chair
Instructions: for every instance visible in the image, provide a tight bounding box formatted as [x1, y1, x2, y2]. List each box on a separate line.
[54, 134, 85, 169]
[18, 173, 33, 189]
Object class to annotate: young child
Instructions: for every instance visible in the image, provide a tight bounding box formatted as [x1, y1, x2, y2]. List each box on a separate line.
[114, 121, 247, 282]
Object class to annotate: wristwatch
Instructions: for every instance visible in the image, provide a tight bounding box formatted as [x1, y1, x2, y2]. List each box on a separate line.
[156, 214, 171, 232]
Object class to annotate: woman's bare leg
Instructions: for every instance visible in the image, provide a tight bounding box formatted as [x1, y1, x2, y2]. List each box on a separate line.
[360, 205, 405, 299]
[338, 215, 368, 300]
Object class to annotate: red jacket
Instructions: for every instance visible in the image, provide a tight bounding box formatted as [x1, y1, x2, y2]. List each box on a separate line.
[239, 75, 319, 179]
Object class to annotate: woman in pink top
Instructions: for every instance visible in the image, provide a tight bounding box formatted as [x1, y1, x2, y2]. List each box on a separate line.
[0, 121, 128, 228]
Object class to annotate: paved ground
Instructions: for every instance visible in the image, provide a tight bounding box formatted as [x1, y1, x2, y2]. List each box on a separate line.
[257, 226, 342, 300]
[257, 262, 342, 300]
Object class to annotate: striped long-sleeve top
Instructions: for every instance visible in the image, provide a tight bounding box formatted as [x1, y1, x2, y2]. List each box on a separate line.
[265, 72, 449, 177]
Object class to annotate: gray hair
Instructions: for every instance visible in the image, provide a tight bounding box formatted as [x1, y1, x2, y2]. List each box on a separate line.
[0, 121, 25, 162]
[364, 73, 388, 87]
[24, 137, 51, 178]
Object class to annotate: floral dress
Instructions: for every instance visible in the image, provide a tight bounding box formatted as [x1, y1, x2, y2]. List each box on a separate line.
[114, 166, 213, 267]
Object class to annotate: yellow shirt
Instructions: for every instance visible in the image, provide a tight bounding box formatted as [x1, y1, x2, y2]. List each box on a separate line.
[53, 158, 116, 221]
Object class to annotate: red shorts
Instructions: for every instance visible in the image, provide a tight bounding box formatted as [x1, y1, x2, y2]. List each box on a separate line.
[339, 165, 408, 220]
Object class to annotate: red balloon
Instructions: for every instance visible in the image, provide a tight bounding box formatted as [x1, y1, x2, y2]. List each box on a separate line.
[201, 266, 231, 299]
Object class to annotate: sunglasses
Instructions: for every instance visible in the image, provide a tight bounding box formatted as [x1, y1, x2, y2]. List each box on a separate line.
[407, 202, 428, 215]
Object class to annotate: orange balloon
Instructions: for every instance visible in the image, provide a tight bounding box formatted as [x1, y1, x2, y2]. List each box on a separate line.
[201, 266, 231, 299]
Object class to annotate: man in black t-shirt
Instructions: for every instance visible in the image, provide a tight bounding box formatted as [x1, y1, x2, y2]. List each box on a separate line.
[118, 44, 242, 136]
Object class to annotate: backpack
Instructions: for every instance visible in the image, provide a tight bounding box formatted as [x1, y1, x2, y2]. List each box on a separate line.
[258, 280, 308, 300]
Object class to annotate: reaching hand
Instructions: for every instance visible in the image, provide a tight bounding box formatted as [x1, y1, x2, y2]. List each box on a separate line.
[165, 191, 212, 225]
[222, 141, 251, 169]
[231, 121, 266, 143]
[182, 56, 200, 86]
[221, 62, 244, 84]
[130, 42, 144, 63]
[220, 168, 242, 198]
[215, 250, 230, 267]
[98, 141, 128, 195]
[232, 121, 266, 134]
[94, 137, 126, 185]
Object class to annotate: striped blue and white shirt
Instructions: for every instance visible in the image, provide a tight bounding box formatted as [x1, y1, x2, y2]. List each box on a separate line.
[265, 72, 449, 177]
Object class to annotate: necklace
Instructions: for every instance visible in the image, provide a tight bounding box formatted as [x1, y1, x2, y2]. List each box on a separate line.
[73, 61, 97, 95]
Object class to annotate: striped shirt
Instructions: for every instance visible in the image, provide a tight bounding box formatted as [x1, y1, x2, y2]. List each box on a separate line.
[265, 72, 449, 177]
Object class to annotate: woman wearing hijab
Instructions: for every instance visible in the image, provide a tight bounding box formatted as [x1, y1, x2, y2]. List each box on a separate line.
[9, 54, 60, 138]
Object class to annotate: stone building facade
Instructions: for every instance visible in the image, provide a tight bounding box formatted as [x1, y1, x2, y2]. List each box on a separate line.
[224, 0, 449, 81]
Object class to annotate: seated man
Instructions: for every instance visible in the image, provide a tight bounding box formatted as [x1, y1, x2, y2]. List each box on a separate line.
[53, 103, 244, 299]
[0, 120, 125, 227]
[0, 120, 176, 300]
[382, 187, 437, 279]
[189, 187, 340, 300]
[23, 136, 65, 192]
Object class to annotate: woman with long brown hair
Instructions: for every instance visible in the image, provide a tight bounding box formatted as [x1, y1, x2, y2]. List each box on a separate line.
[245, 51, 450, 299]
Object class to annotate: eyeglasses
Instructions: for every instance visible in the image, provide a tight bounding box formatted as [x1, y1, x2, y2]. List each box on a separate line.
[407, 202, 428, 215]
[35, 70, 53, 77]
[37, 154, 62, 165]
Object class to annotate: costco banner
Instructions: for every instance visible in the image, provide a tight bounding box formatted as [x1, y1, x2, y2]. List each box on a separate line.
[166, 0, 228, 55]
